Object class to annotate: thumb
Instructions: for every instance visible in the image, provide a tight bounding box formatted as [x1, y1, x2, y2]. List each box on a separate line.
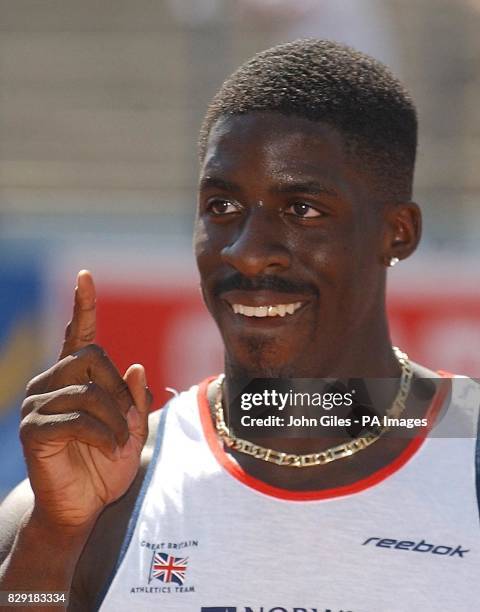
[123, 363, 152, 442]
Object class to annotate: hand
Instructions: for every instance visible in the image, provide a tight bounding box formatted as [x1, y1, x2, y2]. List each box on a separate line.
[19, 270, 152, 530]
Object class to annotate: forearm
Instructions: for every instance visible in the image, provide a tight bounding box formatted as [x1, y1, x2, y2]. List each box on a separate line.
[0, 507, 93, 611]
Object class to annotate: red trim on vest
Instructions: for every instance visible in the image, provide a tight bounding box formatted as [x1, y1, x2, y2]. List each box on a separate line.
[197, 373, 451, 501]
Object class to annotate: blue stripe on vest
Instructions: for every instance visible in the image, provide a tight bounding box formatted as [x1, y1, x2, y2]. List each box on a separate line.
[94, 407, 168, 611]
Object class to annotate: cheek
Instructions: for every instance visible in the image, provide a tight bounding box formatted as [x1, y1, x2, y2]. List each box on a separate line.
[193, 219, 217, 280]
[295, 225, 356, 288]
[194, 216, 229, 259]
[193, 217, 208, 260]
[193, 220, 224, 315]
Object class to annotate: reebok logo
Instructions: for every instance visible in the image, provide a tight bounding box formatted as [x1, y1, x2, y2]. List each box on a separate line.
[362, 537, 469, 558]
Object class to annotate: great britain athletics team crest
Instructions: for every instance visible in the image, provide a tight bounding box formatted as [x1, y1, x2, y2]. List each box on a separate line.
[148, 551, 189, 585]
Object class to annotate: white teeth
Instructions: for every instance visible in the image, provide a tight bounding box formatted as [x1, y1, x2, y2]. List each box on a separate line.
[232, 302, 302, 318]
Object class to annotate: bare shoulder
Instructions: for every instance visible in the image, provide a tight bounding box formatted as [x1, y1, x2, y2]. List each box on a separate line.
[408, 361, 459, 420]
[410, 361, 447, 394]
[0, 479, 34, 564]
[71, 408, 163, 609]
[410, 361, 439, 379]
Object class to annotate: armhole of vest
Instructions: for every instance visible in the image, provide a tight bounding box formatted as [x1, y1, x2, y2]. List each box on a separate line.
[94, 407, 168, 611]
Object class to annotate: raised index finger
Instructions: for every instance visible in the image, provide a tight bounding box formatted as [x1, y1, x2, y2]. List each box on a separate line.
[60, 269, 97, 359]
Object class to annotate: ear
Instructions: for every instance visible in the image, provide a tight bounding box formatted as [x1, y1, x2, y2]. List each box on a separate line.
[381, 202, 422, 266]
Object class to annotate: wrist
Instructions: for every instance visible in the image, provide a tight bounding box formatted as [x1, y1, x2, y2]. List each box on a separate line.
[27, 505, 97, 551]
[0, 506, 96, 595]
[28, 501, 99, 533]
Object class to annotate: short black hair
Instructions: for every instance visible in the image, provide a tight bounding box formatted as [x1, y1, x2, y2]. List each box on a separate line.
[199, 39, 417, 201]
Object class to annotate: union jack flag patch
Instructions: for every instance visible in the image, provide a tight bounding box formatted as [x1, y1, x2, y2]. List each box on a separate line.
[149, 552, 189, 585]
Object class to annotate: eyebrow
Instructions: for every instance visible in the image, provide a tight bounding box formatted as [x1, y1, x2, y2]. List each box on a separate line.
[271, 181, 339, 198]
[198, 176, 241, 193]
[198, 176, 339, 198]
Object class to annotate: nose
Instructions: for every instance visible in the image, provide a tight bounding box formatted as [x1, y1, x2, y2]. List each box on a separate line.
[221, 209, 291, 277]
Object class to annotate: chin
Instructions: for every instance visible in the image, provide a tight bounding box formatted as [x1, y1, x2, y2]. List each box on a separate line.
[226, 334, 299, 378]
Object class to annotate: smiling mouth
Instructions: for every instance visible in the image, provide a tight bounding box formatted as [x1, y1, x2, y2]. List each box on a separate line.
[231, 302, 303, 318]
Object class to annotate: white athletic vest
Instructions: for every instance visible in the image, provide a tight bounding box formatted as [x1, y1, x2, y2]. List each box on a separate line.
[98, 375, 480, 612]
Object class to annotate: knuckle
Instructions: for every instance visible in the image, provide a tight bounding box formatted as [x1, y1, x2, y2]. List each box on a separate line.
[25, 371, 48, 397]
[24, 379, 37, 397]
[19, 413, 40, 444]
[79, 325, 96, 343]
[84, 380, 101, 402]
[20, 395, 37, 418]
[19, 420, 31, 444]
[74, 343, 109, 370]
[22, 390, 62, 418]
[22, 390, 61, 419]
[83, 343, 107, 361]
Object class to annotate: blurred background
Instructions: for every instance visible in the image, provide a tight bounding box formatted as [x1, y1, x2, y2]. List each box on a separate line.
[1, 0, 480, 497]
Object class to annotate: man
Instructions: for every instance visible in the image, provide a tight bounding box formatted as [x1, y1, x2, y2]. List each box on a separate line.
[0, 39, 478, 612]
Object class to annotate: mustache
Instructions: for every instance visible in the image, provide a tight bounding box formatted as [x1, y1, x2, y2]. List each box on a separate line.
[213, 273, 319, 297]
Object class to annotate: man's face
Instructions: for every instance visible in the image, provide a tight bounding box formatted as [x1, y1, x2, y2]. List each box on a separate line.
[194, 112, 388, 377]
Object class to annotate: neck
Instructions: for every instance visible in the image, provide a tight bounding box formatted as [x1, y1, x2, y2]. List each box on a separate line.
[224, 325, 400, 382]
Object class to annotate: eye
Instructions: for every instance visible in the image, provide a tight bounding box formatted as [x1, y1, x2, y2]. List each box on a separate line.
[206, 198, 241, 216]
[285, 202, 324, 218]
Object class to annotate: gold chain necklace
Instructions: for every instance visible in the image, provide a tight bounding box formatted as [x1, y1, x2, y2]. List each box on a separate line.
[213, 347, 413, 468]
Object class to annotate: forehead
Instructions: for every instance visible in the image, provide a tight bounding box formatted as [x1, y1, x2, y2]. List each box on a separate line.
[200, 112, 367, 197]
